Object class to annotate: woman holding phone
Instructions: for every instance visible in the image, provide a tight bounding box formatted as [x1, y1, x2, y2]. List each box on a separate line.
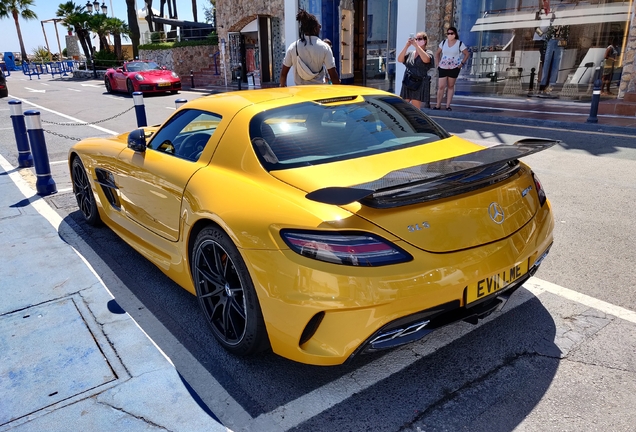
[398, 31, 434, 109]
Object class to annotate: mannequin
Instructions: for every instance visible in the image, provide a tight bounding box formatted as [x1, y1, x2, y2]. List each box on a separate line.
[539, 25, 568, 95]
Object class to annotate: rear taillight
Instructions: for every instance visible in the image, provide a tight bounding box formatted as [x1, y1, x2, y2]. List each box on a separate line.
[280, 230, 412, 266]
[532, 172, 546, 206]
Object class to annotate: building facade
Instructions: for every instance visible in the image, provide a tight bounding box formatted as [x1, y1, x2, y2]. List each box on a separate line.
[216, 0, 636, 100]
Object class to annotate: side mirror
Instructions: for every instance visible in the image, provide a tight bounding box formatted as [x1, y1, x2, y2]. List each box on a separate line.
[162, 66, 166, 70]
[116, 68, 123, 73]
[127, 129, 147, 152]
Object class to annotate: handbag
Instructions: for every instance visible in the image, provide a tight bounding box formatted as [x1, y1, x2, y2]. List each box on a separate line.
[402, 71, 423, 91]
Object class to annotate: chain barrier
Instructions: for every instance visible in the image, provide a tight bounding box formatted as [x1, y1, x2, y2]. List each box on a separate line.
[41, 105, 135, 126]
[43, 129, 83, 141]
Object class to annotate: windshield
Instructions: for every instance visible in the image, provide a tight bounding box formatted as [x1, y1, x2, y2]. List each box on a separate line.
[249, 96, 449, 171]
[126, 61, 161, 72]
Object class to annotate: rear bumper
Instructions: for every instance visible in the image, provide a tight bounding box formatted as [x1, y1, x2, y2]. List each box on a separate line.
[347, 244, 551, 362]
[243, 202, 554, 365]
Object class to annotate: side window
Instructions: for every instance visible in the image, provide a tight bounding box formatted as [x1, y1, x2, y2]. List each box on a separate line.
[148, 109, 222, 162]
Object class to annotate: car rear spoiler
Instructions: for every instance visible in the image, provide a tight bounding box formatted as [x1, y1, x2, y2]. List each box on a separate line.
[305, 138, 560, 206]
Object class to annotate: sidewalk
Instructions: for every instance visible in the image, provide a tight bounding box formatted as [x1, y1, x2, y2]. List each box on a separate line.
[0, 156, 228, 431]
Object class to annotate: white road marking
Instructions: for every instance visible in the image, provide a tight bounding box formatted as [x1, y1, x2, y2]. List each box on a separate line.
[166, 107, 176, 110]
[25, 87, 46, 93]
[7, 96, 118, 135]
[50, 160, 67, 165]
[57, 187, 73, 193]
[68, 88, 81, 92]
[40, 83, 50, 86]
[81, 83, 102, 88]
[524, 278, 636, 324]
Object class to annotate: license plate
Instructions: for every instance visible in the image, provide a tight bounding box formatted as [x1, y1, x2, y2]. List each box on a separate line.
[157, 82, 171, 87]
[466, 260, 529, 304]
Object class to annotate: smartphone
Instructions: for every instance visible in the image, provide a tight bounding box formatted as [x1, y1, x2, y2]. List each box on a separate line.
[409, 33, 415, 40]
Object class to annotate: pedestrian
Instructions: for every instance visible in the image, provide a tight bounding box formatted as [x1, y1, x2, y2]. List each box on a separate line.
[322, 38, 335, 84]
[434, 26, 469, 111]
[398, 31, 434, 109]
[602, 36, 618, 95]
[280, 10, 340, 87]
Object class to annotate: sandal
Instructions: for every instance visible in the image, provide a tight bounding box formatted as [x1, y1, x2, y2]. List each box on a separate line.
[446, 107, 452, 111]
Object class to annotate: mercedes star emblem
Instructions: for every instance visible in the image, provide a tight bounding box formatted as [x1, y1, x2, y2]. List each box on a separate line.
[488, 202, 505, 224]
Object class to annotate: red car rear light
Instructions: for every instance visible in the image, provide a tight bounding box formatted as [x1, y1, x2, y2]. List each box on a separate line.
[280, 230, 413, 266]
[532, 172, 546, 206]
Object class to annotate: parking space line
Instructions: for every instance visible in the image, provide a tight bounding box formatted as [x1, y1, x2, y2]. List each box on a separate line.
[524, 278, 636, 324]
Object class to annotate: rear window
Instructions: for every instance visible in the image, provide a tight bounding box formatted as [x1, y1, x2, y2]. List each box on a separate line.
[249, 96, 449, 171]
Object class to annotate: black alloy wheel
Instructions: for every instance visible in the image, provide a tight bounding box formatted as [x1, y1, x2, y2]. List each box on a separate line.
[104, 76, 112, 93]
[191, 226, 269, 356]
[71, 157, 101, 226]
[126, 79, 135, 95]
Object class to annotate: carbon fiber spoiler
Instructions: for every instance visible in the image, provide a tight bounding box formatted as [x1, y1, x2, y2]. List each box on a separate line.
[305, 138, 559, 206]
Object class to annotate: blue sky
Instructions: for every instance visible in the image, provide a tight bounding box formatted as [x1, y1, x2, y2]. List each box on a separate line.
[1, 0, 209, 56]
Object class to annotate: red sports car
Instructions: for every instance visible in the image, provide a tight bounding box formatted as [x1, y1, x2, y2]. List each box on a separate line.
[104, 61, 181, 95]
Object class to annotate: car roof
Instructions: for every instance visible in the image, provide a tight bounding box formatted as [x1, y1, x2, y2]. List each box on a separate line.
[183, 85, 392, 118]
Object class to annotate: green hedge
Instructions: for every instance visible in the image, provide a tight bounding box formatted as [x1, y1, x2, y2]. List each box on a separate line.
[139, 36, 218, 51]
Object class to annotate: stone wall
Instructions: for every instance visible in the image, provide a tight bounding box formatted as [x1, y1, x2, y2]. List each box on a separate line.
[618, 1, 636, 97]
[139, 45, 220, 80]
[215, 0, 285, 84]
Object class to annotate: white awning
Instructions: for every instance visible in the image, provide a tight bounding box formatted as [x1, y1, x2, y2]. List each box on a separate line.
[471, 3, 631, 32]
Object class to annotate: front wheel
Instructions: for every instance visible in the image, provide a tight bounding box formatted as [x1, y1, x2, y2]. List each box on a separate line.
[71, 156, 101, 226]
[126, 79, 135, 95]
[191, 226, 269, 356]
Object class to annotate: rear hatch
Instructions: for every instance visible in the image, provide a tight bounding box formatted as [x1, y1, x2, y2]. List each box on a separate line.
[272, 139, 554, 253]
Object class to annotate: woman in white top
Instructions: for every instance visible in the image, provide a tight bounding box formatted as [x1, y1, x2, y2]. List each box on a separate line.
[434, 26, 469, 111]
[280, 10, 340, 86]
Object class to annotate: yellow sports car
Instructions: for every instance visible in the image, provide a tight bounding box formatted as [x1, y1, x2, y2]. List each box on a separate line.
[69, 85, 555, 366]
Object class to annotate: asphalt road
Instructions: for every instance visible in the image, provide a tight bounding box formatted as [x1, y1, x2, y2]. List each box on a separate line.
[1, 75, 635, 432]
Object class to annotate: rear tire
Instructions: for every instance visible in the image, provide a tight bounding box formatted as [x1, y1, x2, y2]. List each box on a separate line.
[191, 226, 269, 356]
[71, 156, 101, 226]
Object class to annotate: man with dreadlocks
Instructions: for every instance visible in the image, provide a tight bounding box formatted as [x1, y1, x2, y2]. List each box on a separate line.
[280, 10, 340, 86]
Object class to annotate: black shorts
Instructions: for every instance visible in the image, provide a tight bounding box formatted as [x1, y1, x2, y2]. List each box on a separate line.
[438, 67, 461, 79]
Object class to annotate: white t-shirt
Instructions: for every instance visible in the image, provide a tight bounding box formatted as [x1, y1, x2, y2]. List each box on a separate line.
[438, 39, 468, 70]
[283, 36, 336, 85]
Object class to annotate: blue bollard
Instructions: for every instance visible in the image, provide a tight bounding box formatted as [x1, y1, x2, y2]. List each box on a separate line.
[132, 92, 147, 127]
[9, 100, 34, 168]
[587, 67, 602, 124]
[24, 110, 57, 196]
[175, 98, 187, 109]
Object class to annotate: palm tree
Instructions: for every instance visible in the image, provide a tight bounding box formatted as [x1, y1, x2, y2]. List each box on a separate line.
[87, 13, 110, 52]
[191, 0, 197, 22]
[56, 1, 92, 63]
[124, 0, 140, 58]
[0, 0, 38, 62]
[105, 17, 130, 61]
